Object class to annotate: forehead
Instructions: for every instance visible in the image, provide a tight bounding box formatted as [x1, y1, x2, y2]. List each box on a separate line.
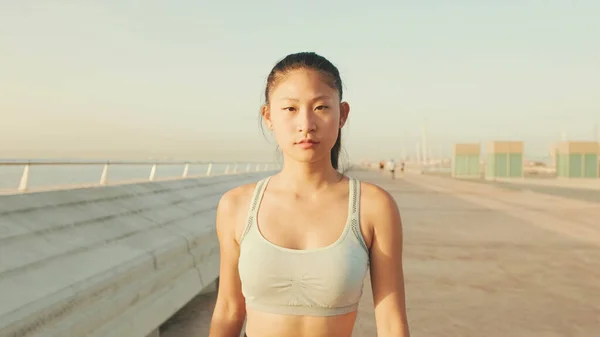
[269, 68, 338, 101]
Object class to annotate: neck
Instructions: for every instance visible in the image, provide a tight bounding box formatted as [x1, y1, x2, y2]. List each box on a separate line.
[275, 155, 342, 194]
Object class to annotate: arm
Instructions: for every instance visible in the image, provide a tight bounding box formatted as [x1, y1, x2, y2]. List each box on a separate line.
[367, 186, 410, 337]
[208, 190, 247, 337]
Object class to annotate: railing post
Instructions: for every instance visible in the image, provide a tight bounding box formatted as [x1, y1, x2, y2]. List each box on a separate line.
[100, 163, 109, 185]
[263, 163, 268, 171]
[224, 164, 230, 174]
[206, 163, 212, 176]
[246, 163, 251, 172]
[182, 163, 189, 178]
[149, 164, 157, 181]
[18, 163, 30, 192]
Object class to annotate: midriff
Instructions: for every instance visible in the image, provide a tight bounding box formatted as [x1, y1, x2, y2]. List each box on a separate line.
[245, 308, 358, 337]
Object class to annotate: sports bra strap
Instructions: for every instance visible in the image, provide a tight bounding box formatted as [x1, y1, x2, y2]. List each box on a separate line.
[348, 178, 369, 255]
[348, 178, 359, 218]
[250, 177, 270, 217]
[240, 177, 270, 244]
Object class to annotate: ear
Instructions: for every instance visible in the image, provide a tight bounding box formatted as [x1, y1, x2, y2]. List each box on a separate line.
[339, 101, 350, 128]
[261, 104, 273, 130]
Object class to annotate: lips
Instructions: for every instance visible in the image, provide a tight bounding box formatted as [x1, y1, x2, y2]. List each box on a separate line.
[297, 139, 319, 144]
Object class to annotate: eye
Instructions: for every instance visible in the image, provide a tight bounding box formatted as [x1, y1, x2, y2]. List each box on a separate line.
[283, 107, 296, 112]
[315, 105, 329, 111]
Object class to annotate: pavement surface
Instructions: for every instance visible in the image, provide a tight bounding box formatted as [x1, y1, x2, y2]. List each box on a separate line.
[423, 171, 600, 204]
[474, 179, 600, 204]
[161, 170, 600, 337]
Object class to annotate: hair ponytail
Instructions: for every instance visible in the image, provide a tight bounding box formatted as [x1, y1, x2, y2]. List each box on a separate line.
[331, 129, 342, 170]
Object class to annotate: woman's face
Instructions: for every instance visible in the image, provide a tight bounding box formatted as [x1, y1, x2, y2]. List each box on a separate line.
[262, 68, 349, 165]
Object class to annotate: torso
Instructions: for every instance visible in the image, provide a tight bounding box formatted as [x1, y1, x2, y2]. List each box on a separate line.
[236, 175, 373, 337]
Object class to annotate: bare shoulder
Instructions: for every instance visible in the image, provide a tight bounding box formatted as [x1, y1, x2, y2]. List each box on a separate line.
[357, 181, 402, 242]
[218, 182, 257, 213]
[359, 181, 400, 219]
[216, 181, 259, 241]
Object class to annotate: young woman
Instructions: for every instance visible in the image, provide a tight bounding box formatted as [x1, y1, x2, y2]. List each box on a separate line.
[208, 52, 410, 337]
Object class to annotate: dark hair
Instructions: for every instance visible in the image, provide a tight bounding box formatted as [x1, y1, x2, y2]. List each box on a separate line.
[262, 52, 344, 170]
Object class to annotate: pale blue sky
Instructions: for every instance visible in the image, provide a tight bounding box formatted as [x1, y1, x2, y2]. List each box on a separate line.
[2, 1, 599, 161]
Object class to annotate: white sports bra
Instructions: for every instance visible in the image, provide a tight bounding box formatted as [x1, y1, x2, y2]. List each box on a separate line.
[237, 176, 370, 316]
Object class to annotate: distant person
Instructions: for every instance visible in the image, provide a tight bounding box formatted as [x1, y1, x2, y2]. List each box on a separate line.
[401, 161, 405, 175]
[209, 52, 410, 337]
[387, 159, 396, 179]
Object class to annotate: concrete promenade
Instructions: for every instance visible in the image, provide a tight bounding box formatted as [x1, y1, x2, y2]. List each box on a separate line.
[471, 178, 600, 204]
[161, 170, 600, 337]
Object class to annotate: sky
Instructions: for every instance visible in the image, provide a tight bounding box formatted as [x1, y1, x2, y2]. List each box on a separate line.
[1, 0, 599, 162]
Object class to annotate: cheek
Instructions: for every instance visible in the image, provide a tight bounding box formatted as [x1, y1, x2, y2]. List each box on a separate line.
[271, 112, 292, 126]
[318, 117, 341, 147]
[270, 116, 295, 140]
[322, 116, 340, 134]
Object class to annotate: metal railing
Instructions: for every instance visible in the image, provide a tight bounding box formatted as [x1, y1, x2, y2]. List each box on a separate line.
[0, 160, 280, 194]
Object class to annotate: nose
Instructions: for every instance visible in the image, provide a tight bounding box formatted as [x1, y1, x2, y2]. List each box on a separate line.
[296, 108, 316, 133]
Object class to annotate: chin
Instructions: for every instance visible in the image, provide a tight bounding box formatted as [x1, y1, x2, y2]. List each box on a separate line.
[283, 149, 330, 164]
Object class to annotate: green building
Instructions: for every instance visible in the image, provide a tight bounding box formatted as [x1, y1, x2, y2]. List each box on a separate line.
[484, 141, 524, 180]
[452, 143, 481, 179]
[555, 141, 599, 178]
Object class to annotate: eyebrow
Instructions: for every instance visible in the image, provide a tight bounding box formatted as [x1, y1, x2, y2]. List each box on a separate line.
[280, 95, 332, 102]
